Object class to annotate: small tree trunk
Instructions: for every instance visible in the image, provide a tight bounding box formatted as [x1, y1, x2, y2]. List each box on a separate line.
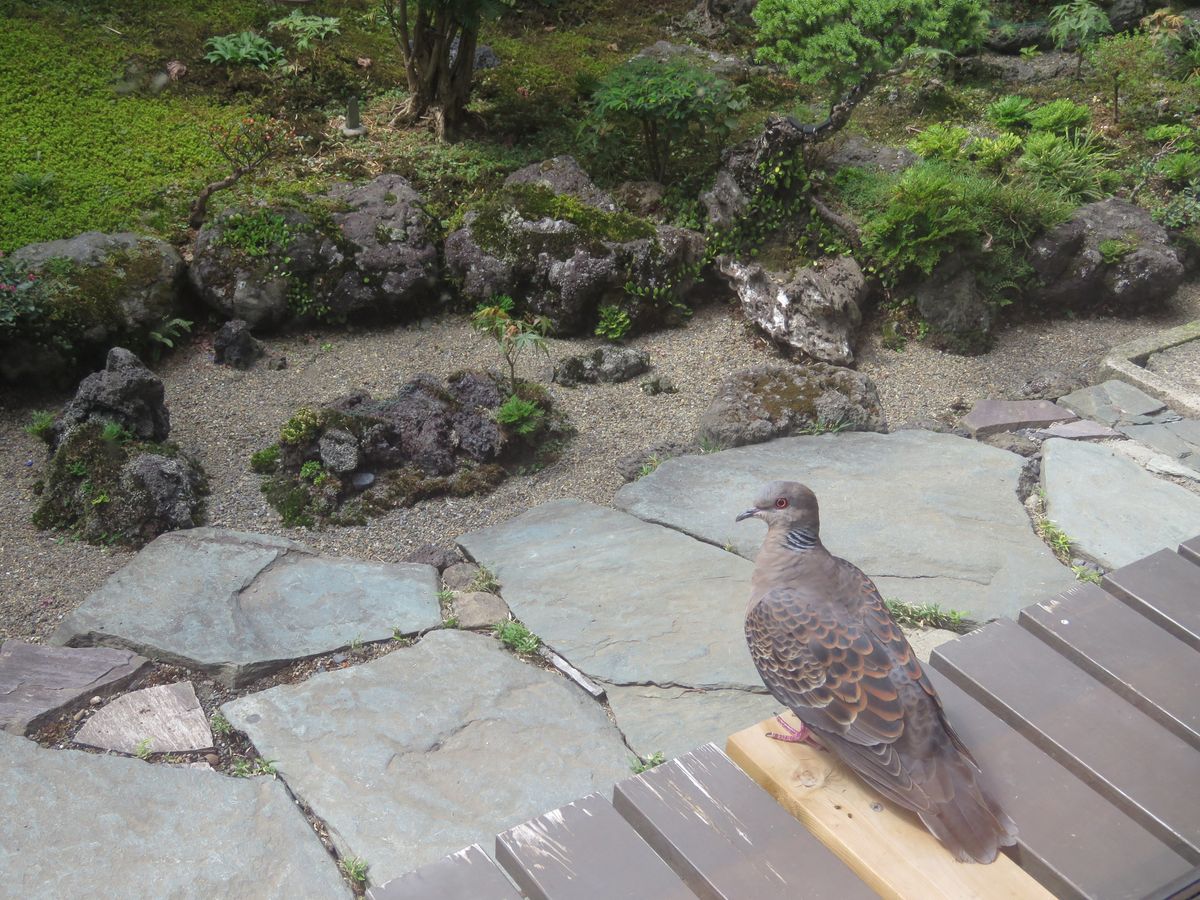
[1112, 78, 1120, 124]
[189, 171, 243, 229]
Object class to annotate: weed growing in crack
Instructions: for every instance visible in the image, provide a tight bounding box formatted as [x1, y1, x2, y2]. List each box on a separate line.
[470, 566, 500, 593]
[631, 751, 666, 773]
[134, 738, 152, 760]
[211, 710, 233, 735]
[340, 856, 369, 885]
[230, 755, 278, 778]
[884, 599, 971, 633]
[494, 620, 540, 654]
[1072, 565, 1102, 584]
[1037, 516, 1072, 562]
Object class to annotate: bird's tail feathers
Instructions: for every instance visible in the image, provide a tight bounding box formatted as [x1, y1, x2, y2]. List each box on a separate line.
[918, 754, 1018, 864]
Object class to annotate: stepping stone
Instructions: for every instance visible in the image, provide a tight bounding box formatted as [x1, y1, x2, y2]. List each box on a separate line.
[1122, 420, 1200, 469]
[52, 528, 440, 686]
[1059, 380, 1173, 427]
[1036, 420, 1122, 441]
[451, 591, 509, 629]
[961, 399, 1076, 438]
[459, 500, 763, 688]
[74, 681, 212, 754]
[614, 431, 1075, 621]
[1041, 438, 1200, 569]
[603, 683, 780, 762]
[0, 641, 147, 735]
[0, 731, 351, 897]
[221, 630, 630, 887]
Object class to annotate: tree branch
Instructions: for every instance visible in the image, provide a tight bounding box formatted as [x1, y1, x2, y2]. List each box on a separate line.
[809, 194, 861, 249]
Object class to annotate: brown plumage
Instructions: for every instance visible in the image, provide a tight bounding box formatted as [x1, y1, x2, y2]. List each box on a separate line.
[737, 480, 1018, 863]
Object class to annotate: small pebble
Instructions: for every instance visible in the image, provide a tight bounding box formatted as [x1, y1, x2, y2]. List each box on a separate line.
[205, 753, 220, 766]
[89, 696, 102, 706]
[73, 709, 87, 722]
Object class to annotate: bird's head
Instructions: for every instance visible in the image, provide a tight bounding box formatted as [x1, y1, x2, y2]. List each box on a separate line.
[735, 480, 820, 533]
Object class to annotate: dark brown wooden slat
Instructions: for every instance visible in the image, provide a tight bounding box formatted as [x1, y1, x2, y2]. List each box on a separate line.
[612, 742, 874, 900]
[366, 843, 520, 900]
[928, 669, 1194, 899]
[495, 793, 697, 900]
[1103, 549, 1200, 651]
[1180, 536, 1200, 567]
[1020, 583, 1200, 748]
[1140, 865, 1200, 900]
[931, 618, 1200, 862]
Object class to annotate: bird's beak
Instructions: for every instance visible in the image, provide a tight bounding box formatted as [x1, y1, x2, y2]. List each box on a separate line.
[735, 508, 760, 522]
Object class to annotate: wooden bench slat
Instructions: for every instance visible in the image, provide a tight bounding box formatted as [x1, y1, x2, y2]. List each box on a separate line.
[1019, 582, 1200, 748]
[1179, 536, 1200, 567]
[495, 793, 696, 900]
[726, 717, 1053, 899]
[931, 618, 1200, 861]
[612, 742, 875, 900]
[1103, 549, 1200, 651]
[366, 843, 521, 900]
[927, 669, 1194, 899]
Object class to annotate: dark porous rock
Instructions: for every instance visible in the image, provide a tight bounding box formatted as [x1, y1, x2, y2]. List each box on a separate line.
[553, 346, 651, 387]
[616, 440, 700, 482]
[260, 371, 567, 526]
[116, 452, 207, 543]
[614, 181, 667, 220]
[640, 374, 679, 396]
[213, 319, 264, 369]
[983, 431, 1041, 457]
[697, 0, 759, 28]
[632, 40, 754, 81]
[404, 543, 461, 572]
[699, 168, 750, 230]
[3, 232, 185, 383]
[1029, 199, 1184, 314]
[51, 348, 170, 451]
[822, 135, 917, 174]
[699, 362, 887, 448]
[1017, 367, 1092, 401]
[1104, 0, 1144, 30]
[914, 258, 995, 355]
[502, 155, 616, 211]
[719, 256, 866, 365]
[446, 160, 704, 335]
[191, 175, 439, 331]
[985, 21, 1051, 54]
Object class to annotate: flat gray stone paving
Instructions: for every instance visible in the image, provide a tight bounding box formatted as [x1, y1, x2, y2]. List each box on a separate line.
[614, 431, 1075, 621]
[459, 499, 763, 688]
[961, 399, 1076, 437]
[0, 731, 350, 898]
[0, 641, 147, 735]
[1148, 337, 1200, 396]
[1042, 438, 1200, 569]
[221, 630, 631, 887]
[1059, 380, 1173, 426]
[603, 683, 780, 761]
[74, 681, 212, 754]
[52, 528, 440, 686]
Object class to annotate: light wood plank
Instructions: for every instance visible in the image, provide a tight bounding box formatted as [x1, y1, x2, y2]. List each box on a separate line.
[726, 715, 1053, 900]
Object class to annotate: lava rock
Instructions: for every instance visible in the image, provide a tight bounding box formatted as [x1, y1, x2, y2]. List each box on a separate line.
[553, 346, 651, 386]
[914, 258, 995, 355]
[50, 348, 170, 451]
[698, 362, 887, 448]
[212, 319, 264, 369]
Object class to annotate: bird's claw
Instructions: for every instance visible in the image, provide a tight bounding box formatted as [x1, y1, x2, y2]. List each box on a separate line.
[766, 715, 824, 749]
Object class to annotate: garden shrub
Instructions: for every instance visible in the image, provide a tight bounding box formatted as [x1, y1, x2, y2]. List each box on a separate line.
[585, 56, 745, 184]
[203, 31, 284, 70]
[1089, 32, 1167, 125]
[971, 134, 1023, 169]
[1157, 152, 1200, 184]
[1026, 99, 1091, 135]
[987, 95, 1034, 130]
[1016, 130, 1116, 202]
[908, 124, 972, 161]
[1047, 0, 1111, 76]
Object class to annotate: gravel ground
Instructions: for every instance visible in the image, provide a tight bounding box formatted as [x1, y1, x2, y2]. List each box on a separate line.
[3, 284, 1198, 643]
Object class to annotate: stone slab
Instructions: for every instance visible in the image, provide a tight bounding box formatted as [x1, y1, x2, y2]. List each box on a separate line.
[52, 527, 440, 686]
[1035, 420, 1122, 440]
[602, 683, 781, 762]
[614, 431, 1075, 621]
[1102, 320, 1200, 419]
[0, 641, 148, 735]
[459, 500, 763, 688]
[961, 399, 1076, 438]
[75, 681, 212, 754]
[1042, 438, 1200, 569]
[1148, 338, 1200, 397]
[1059, 380, 1172, 426]
[451, 591, 509, 629]
[0, 731, 351, 897]
[221, 630, 631, 887]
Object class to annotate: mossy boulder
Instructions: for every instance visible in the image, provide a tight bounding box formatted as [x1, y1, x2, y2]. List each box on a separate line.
[699, 362, 887, 448]
[255, 371, 571, 527]
[445, 156, 705, 336]
[190, 175, 440, 331]
[2, 232, 185, 384]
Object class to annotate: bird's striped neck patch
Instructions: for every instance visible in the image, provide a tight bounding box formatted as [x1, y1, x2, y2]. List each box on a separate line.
[784, 528, 817, 552]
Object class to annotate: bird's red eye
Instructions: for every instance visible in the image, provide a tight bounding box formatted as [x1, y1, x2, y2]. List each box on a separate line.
[775, 498, 788, 509]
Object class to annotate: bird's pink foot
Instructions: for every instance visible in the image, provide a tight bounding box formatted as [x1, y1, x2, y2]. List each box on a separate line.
[765, 716, 824, 749]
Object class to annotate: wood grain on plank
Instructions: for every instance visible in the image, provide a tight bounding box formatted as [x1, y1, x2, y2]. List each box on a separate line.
[613, 742, 875, 900]
[726, 715, 1052, 900]
[366, 844, 521, 900]
[495, 793, 695, 900]
[1020, 582, 1200, 748]
[932, 618, 1200, 861]
[928, 669, 1194, 900]
[1103, 549, 1200, 651]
